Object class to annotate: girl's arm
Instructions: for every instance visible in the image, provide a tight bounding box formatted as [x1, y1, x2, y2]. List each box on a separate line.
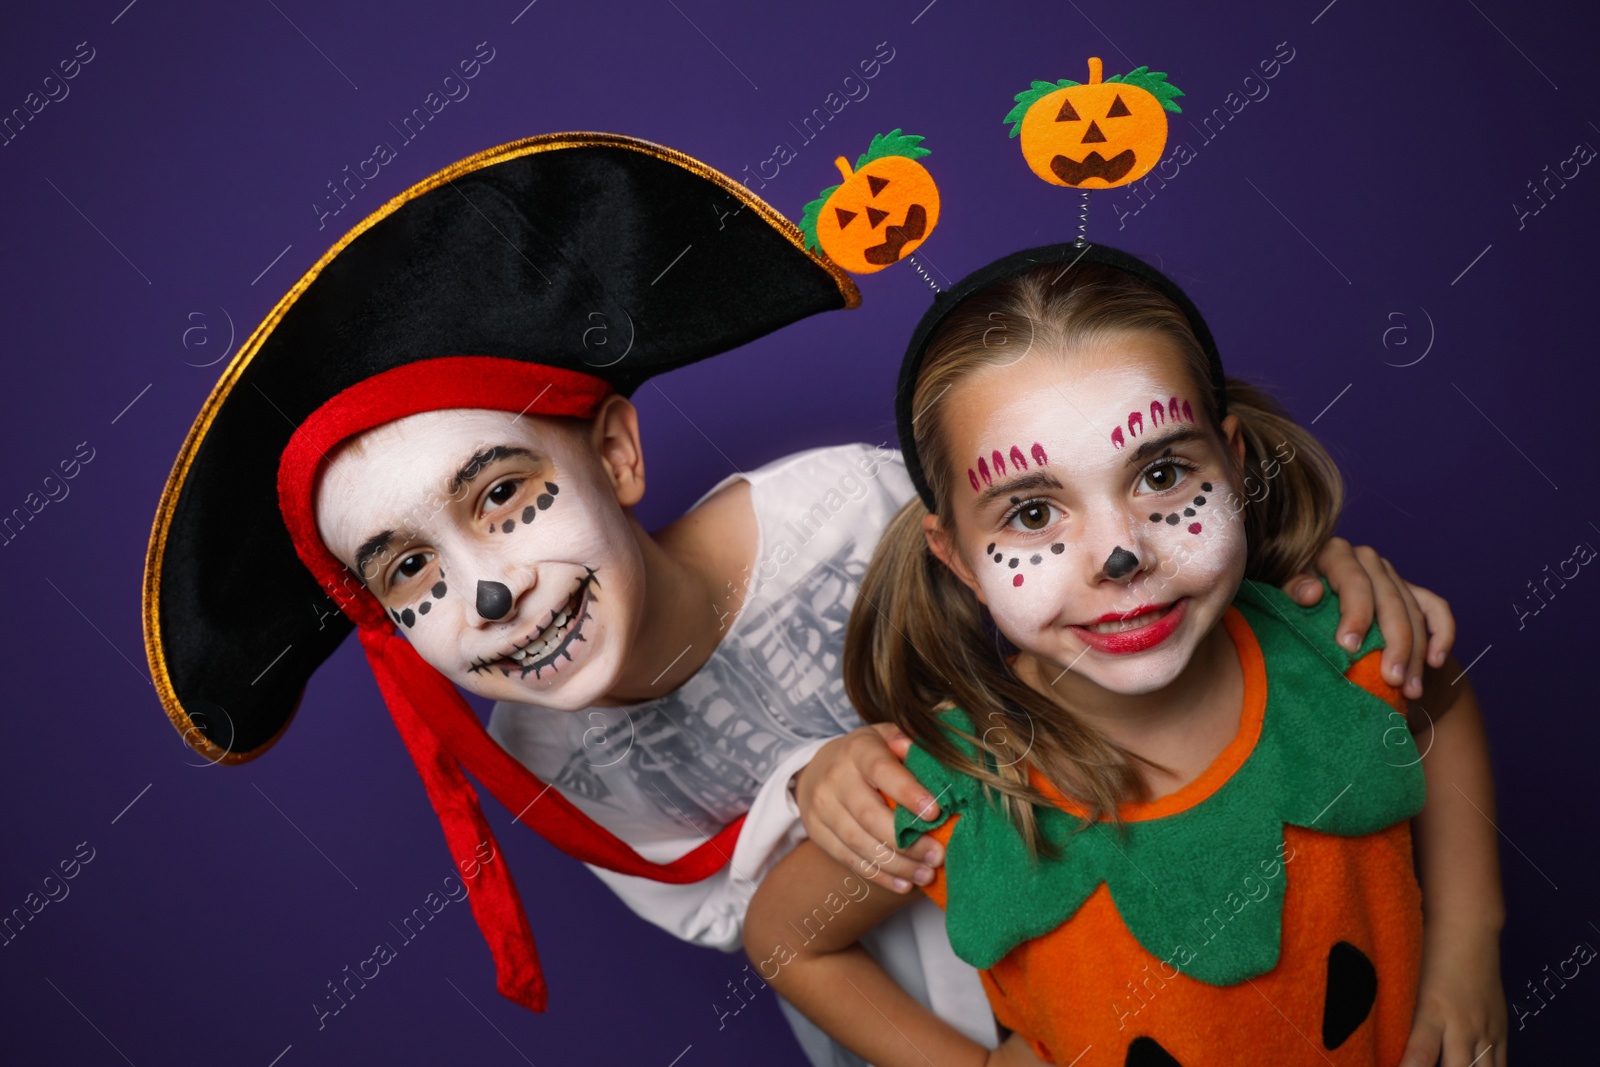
[744, 839, 1040, 1067]
[1399, 657, 1508, 1067]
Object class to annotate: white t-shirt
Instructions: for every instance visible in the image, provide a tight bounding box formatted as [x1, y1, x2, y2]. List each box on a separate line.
[486, 444, 996, 1060]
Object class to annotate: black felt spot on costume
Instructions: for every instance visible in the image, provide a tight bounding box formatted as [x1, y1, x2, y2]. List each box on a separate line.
[432, 581, 447, 598]
[1165, 514, 1180, 525]
[400, 608, 415, 628]
[1323, 941, 1378, 1049]
[536, 494, 554, 510]
[522, 506, 536, 524]
[476, 580, 513, 621]
[1125, 1036, 1182, 1066]
[418, 601, 431, 615]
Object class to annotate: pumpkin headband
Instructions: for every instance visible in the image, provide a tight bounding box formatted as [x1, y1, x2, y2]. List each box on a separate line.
[144, 132, 859, 1012]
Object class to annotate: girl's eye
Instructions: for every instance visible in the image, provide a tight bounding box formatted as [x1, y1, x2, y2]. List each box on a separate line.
[1140, 460, 1188, 494]
[486, 479, 521, 509]
[1009, 500, 1057, 532]
[394, 552, 429, 584]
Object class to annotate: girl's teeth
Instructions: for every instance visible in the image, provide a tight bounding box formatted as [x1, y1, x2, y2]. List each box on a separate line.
[1090, 605, 1171, 634]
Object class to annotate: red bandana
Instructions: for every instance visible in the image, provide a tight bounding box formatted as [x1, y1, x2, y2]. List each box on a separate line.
[277, 356, 746, 1012]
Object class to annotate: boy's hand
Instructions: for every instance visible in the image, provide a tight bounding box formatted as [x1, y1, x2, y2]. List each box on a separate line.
[1399, 924, 1507, 1066]
[1284, 537, 1457, 701]
[792, 724, 943, 893]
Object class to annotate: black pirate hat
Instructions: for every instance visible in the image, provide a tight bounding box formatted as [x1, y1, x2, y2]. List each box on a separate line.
[143, 132, 858, 1011]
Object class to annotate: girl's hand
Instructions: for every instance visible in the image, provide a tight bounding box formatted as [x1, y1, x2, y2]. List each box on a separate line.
[983, 1033, 1050, 1067]
[1284, 536, 1456, 701]
[792, 723, 943, 893]
[1399, 924, 1508, 1067]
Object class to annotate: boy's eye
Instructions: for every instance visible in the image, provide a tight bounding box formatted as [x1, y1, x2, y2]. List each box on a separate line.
[1141, 461, 1186, 493]
[486, 479, 520, 509]
[1009, 501, 1056, 532]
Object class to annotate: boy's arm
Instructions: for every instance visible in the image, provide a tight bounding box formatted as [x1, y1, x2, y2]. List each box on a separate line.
[1398, 656, 1508, 1067]
[745, 839, 1029, 1067]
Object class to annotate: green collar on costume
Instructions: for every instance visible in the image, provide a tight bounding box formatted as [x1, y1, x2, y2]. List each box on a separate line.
[893, 578, 1426, 985]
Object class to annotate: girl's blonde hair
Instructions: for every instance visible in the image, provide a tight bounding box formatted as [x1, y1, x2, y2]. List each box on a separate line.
[844, 262, 1345, 848]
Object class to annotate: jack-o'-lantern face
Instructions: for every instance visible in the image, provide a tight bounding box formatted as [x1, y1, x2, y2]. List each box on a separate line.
[1005, 58, 1184, 190]
[800, 129, 941, 275]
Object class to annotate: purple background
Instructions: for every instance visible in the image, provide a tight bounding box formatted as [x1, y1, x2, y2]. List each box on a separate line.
[2, 0, 1595, 1062]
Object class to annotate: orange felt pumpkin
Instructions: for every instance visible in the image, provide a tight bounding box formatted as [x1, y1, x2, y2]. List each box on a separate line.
[800, 130, 941, 275]
[1005, 58, 1184, 190]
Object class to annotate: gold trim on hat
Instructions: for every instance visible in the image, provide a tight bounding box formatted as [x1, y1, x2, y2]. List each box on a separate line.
[143, 131, 862, 765]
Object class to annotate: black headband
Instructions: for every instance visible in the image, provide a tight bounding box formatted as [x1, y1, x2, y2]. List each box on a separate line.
[893, 241, 1227, 511]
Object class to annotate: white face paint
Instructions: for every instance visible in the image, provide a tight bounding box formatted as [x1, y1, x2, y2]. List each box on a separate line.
[940, 336, 1249, 696]
[314, 408, 645, 711]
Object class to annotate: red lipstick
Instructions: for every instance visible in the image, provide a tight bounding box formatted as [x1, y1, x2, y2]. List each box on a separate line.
[1068, 598, 1188, 654]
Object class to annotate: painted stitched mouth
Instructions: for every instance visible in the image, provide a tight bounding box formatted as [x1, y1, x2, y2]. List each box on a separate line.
[468, 570, 597, 679]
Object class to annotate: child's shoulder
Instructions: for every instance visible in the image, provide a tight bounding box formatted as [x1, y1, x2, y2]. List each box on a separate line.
[1231, 577, 1402, 709]
[690, 443, 912, 510]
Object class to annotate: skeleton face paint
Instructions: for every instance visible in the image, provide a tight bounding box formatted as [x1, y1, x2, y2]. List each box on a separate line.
[315, 408, 646, 712]
[942, 337, 1248, 697]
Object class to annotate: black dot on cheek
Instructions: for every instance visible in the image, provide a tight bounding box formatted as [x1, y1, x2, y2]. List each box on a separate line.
[432, 581, 447, 598]
[1202, 481, 1213, 492]
[1008, 558, 1020, 569]
[417, 601, 431, 615]
[986, 543, 995, 555]
[400, 608, 416, 628]
[1051, 543, 1064, 554]
[993, 553, 1003, 563]
[1184, 508, 1195, 517]
[1030, 554, 1042, 565]
[1149, 513, 1162, 522]
[1194, 495, 1207, 506]
[501, 519, 515, 533]
[1166, 514, 1180, 525]
[545, 482, 559, 495]
[390, 608, 403, 625]
[522, 506, 536, 524]
[536, 494, 554, 510]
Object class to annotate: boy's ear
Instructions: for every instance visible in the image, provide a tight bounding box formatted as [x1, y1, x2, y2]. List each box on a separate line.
[591, 395, 646, 507]
[923, 512, 987, 606]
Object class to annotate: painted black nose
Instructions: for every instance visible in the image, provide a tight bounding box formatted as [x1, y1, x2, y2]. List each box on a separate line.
[1103, 546, 1140, 580]
[476, 580, 513, 620]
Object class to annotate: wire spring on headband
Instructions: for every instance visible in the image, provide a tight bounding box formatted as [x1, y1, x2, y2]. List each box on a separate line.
[905, 253, 941, 293]
[1075, 190, 1090, 248]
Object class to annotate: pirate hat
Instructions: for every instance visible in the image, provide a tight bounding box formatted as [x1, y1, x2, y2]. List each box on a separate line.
[143, 132, 859, 1011]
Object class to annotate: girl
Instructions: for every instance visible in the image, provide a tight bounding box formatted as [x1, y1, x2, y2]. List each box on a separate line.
[745, 244, 1505, 1066]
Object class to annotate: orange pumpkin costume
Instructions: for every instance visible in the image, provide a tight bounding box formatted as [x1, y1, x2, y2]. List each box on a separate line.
[892, 579, 1426, 1066]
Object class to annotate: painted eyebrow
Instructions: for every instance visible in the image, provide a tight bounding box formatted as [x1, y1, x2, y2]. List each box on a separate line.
[354, 529, 395, 582]
[977, 470, 1063, 509]
[448, 444, 538, 495]
[1124, 428, 1206, 466]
